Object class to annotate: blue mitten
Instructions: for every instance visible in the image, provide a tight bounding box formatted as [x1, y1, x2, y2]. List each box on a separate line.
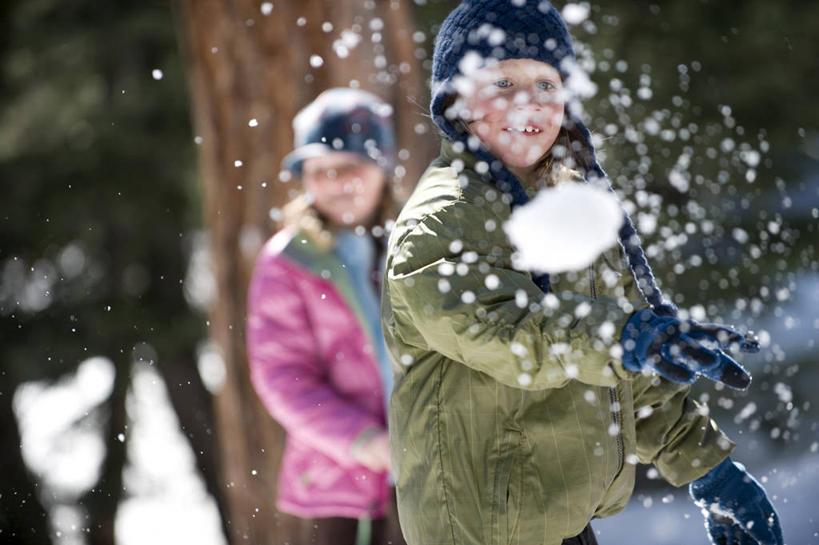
[690, 457, 784, 545]
[620, 309, 758, 389]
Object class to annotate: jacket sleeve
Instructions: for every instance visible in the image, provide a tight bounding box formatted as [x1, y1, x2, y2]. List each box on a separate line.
[604, 246, 736, 486]
[631, 375, 735, 486]
[246, 255, 382, 468]
[386, 202, 637, 391]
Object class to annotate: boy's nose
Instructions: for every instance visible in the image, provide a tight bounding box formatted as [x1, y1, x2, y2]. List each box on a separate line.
[514, 103, 542, 112]
[513, 91, 540, 108]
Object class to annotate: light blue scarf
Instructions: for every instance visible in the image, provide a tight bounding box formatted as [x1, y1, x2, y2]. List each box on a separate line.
[332, 231, 393, 416]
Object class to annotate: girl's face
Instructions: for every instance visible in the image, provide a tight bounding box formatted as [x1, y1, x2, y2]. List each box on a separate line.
[456, 58, 565, 171]
[302, 152, 387, 228]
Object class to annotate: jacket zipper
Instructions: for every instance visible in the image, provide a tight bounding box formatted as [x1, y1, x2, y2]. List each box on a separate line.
[591, 263, 625, 478]
[609, 387, 625, 478]
[588, 264, 597, 299]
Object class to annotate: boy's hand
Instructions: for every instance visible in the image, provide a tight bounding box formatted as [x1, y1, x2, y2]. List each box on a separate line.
[620, 309, 758, 389]
[690, 457, 784, 545]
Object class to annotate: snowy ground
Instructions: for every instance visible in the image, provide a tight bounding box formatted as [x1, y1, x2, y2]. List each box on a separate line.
[14, 360, 226, 545]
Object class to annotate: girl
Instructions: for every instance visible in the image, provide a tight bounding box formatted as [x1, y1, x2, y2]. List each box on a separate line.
[381, 2, 782, 545]
[247, 88, 404, 545]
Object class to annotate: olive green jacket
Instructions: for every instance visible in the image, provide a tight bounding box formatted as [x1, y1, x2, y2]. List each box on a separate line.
[381, 140, 734, 545]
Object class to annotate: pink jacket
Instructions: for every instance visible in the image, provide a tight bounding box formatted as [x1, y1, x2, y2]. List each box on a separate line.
[246, 229, 390, 519]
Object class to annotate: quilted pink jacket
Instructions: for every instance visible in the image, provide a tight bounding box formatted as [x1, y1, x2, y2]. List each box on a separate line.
[246, 229, 391, 519]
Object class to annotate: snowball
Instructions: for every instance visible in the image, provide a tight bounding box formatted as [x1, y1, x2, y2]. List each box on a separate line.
[504, 184, 624, 274]
[309, 54, 324, 68]
[151, 69, 163, 80]
[561, 3, 590, 25]
[260, 2, 273, 15]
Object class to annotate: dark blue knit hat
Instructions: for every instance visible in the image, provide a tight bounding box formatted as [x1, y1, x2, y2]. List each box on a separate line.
[283, 88, 396, 176]
[431, 0, 676, 315]
[432, 0, 576, 140]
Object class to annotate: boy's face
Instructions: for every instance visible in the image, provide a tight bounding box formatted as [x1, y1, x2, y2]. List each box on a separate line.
[302, 152, 386, 228]
[454, 58, 565, 171]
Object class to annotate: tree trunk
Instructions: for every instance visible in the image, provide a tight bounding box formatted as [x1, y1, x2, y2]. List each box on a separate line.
[81, 358, 130, 545]
[175, 1, 432, 543]
[156, 350, 232, 542]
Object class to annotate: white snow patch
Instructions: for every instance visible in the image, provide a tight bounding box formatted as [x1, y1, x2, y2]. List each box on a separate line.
[458, 51, 486, 78]
[14, 357, 114, 494]
[773, 382, 792, 404]
[742, 150, 761, 167]
[735, 402, 757, 423]
[333, 29, 362, 59]
[504, 184, 623, 274]
[732, 227, 749, 244]
[561, 58, 598, 99]
[484, 274, 500, 290]
[561, 3, 590, 25]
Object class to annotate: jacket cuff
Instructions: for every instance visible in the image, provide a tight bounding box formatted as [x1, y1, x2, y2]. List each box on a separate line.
[654, 413, 735, 487]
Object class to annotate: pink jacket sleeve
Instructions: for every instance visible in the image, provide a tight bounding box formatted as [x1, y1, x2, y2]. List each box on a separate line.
[246, 255, 382, 468]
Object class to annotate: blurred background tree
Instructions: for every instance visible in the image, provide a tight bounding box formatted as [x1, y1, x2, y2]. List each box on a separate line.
[1, 0, 816, 544]
[0, 0, 225, 543]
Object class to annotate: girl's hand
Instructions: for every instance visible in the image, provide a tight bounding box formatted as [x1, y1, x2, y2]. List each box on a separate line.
[620, 309, 758, 390]
[351, 429, 392, 472]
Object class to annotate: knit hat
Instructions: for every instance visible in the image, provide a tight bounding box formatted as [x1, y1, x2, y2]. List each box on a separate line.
[283, 88, 396, 176]
[431, 0, 676, 316]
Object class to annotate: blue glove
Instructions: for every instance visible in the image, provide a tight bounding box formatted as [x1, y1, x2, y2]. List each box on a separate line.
[690, 457, 784, 545]
[620, 309, 758, 390]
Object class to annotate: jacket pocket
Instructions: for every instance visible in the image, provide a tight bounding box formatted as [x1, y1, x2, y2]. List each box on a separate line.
[491, 429, 522, 545]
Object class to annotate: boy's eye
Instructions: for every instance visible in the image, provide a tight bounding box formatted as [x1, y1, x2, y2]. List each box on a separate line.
[494, 79, 512, 88]
[537, 81, 554, 91]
